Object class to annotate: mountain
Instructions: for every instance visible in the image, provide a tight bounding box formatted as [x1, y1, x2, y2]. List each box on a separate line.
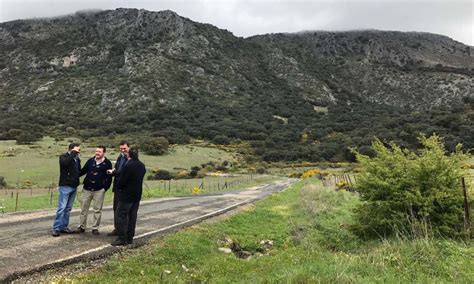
[0, 8, 472, 162]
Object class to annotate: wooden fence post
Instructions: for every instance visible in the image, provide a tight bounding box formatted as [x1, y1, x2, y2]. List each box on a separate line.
[461, 177, 470, 232]
[15, 191, 19, 212]
[347, 175, 353, 186]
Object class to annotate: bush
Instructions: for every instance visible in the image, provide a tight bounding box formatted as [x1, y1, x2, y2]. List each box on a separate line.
[0, 176, 7, 188]
[16, 131, 41, 144]
[189, 169, 198, 178]
[148, 169, 173, 180]
[141, 137, 169, 155]
[212, 135, 230, 145]
[352, 134, 467, 239]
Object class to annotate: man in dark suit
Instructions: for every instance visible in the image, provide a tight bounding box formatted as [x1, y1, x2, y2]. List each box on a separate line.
[111, 147, 146, 246]
[106, 140, 129, 236]
[52, 143, 81, 237]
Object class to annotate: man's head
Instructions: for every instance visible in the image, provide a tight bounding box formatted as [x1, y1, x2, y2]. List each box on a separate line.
[128, 147, 139, 160]
[95, 146, 106, 160]
[68, 143, 81, 154]
[119, 140, 130, 156]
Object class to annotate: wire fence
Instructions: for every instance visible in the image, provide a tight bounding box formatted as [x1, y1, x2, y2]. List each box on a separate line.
[0, 174, 269, 213]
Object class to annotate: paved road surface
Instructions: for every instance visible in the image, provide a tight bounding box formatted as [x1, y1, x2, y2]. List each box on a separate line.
[0, 179, 295, 282]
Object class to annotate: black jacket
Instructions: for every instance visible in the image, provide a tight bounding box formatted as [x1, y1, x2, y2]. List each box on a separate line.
[117, 159, 146, 203]
[58, 152, 81, 187]
[81, 157, 113, 191]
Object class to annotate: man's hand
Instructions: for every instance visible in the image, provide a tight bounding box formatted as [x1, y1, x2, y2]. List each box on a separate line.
[71, 146, 81, 156]
[107, 169, 115, 175]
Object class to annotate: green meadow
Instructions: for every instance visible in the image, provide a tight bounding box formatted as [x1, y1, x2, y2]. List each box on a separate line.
[0, 137, 238, 188]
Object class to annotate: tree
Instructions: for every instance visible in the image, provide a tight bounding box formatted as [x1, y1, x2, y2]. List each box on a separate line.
[352, 134, 467, 238]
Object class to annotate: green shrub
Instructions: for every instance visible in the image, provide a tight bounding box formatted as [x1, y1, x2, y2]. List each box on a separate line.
[148, 169, 173, 180]
[141, 137, 169, 155]
[352, 134, 467, 238]
[212, 135, 230, 145]
[15, 131, 41, 144]
[0, 176, 7, 188]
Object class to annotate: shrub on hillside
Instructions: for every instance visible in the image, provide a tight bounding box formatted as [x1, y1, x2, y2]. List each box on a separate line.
[148, 169, 173, 180]
[0, 176, 7, 188]
[141, 137, 169, 155]
[352, 134, 467, 239]
[212, 135, 231, 145]
[15, 131, 41, 144]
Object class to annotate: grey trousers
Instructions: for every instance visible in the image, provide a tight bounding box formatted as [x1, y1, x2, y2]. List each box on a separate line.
[79, 189, 105, 230]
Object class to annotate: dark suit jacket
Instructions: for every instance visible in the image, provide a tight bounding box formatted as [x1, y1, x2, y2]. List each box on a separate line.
[117, 159, 146, 203]
[112, 154, 128, 192]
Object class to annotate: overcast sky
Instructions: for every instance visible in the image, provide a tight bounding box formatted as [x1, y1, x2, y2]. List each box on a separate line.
[0, 0, 472, 45]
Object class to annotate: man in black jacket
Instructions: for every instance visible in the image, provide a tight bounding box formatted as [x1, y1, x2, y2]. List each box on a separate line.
[106, 140, 129, 236]
[52, 143, 81, 237]
[111, 147, 146, 246]
[75, 146, 113, 235]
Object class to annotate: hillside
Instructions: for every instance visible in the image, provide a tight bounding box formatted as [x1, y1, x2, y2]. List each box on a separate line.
[0, 8, 473, 161]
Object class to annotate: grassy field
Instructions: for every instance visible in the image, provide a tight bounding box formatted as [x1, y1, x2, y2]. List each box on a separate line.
[0, 137, 239, 188]
[0, 175, 279, 213]
[41, 179, 472, 283]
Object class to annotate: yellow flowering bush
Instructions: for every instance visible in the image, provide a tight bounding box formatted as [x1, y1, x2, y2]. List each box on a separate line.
[192, 187, 201, 195]
[336, 180, 349, 190]
[177, 170, 189, 179]
[461, 163, 473, 170]
[301, 169, 321, 179]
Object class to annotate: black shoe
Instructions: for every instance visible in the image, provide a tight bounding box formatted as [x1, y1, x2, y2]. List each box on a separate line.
[60, 227, 74, 234]
[52, 231, 60, 237]
[107, 230, 118, 236]
[75, 227, 85, 234]
[92, 229, 100, 235]
[111, 239, 127, 246]
[127, 239, 133, 244]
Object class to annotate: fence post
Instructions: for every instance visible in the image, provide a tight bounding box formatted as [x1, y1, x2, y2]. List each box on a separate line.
[15, 191, 19, 212]
[347, 175, 353, 186]
[461, 177, 470, 232]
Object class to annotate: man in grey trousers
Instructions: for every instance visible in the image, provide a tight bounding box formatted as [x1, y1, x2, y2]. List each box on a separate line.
[75, 146, 112, 235]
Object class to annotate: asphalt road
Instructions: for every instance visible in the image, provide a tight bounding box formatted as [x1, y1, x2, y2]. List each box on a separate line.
[0, 179, 295, 282]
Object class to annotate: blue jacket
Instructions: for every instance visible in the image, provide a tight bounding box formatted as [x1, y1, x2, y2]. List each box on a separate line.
[80, 157, 113, 191]
[111, 154, 128, 192]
